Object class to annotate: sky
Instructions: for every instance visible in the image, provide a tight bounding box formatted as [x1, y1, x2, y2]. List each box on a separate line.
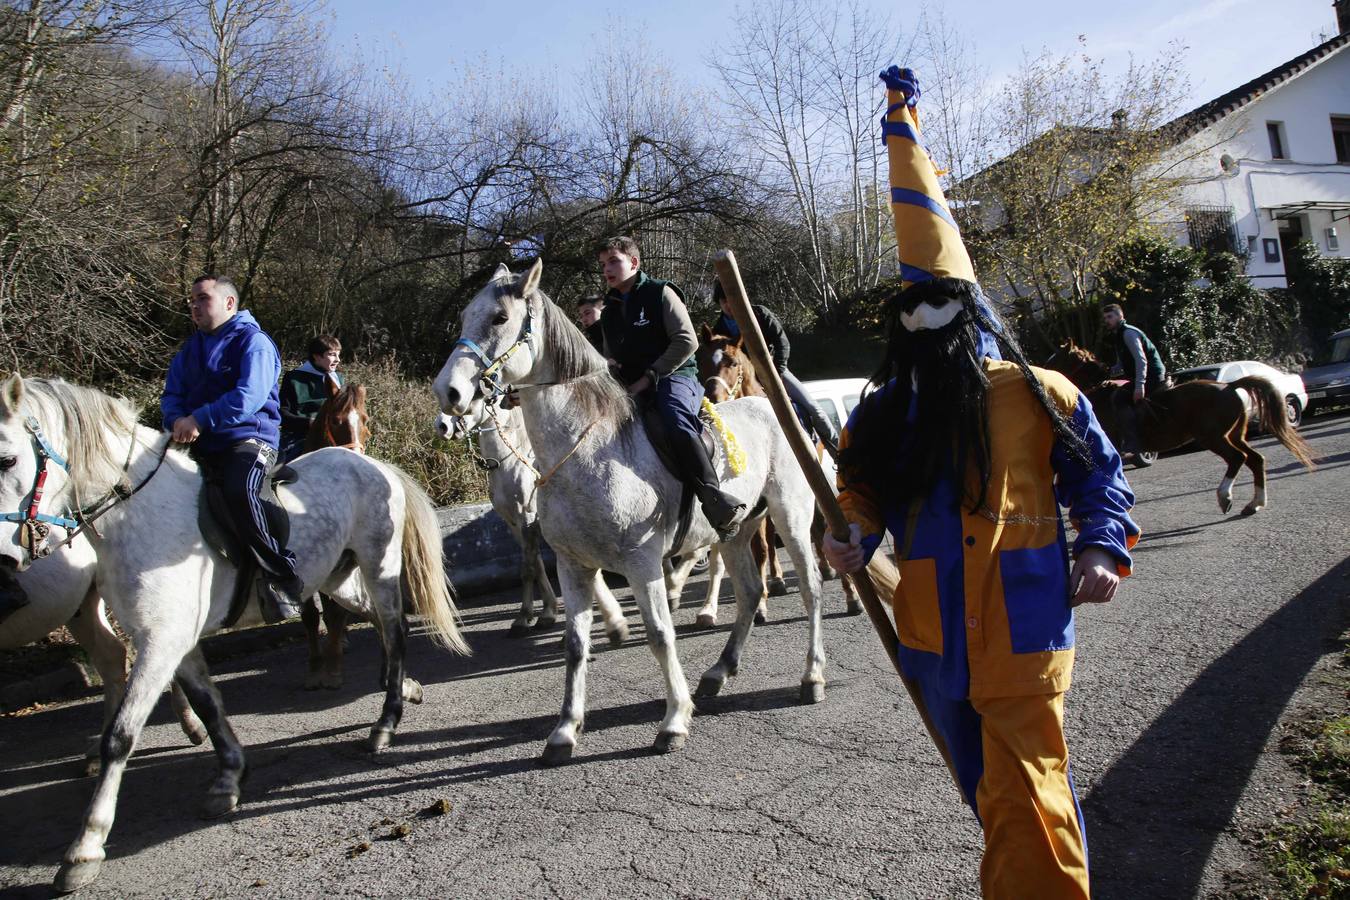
[323, 0, 1344, 116]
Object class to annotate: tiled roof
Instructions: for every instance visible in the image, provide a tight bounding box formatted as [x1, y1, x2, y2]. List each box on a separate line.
[1163, 31, 1350, 142]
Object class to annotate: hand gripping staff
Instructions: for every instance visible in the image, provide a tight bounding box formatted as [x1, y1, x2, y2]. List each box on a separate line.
[712, 249, 960, 789]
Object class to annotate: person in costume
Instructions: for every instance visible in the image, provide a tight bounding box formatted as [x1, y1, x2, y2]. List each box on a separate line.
[821, 67, 1140, 899]
[596, 235, 746, 539]
[706, 280, 840, 458]
[278, 334, 343, 464]
[1101, 303, 1169, 464]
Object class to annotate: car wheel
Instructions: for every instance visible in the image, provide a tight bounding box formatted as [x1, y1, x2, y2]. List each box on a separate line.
[1285, 396, 1302, 427]
[1132, 450, 1158, 468]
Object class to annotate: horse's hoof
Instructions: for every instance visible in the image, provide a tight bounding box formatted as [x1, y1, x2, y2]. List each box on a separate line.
[1218, 496, 1232, 513]
[54, 859, 102, 894]
[1241, 504, 1262, 516]
[695, 675, 724, 697]
[653, 731, 687, 754]
[820, 567, 837, 582]
[183, 722, 209, 746]
[767, 578, 788, 597]
[81, 756, 100, 778]
[366, 729, 393, 753]
[753, 609, 767, 625]
[320, 674, 343, 691]
[507, 620, 531, 638]
[695, 612, 717, 628]
[845, 599, 863, 616]
[799, 682, 826, 705]
[539, 742, 574, 767]
[402, 678, 424, 704]
[201, 790, 239, 819]
[535, 616, 558, 631]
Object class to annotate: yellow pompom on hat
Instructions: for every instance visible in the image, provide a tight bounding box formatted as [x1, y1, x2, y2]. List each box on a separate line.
[880, 66, 976, 290]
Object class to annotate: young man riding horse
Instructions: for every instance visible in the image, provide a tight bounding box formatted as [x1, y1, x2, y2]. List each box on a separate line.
[160, 274, 304, 622]
[1102, 303, 1169, 463]
[596, 236, 746, 539]
[279, 333, 344, 463]
[706, 280, 840, 459]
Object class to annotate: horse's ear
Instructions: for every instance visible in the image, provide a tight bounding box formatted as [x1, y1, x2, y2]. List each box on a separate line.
[493, 262, 511, 280]
[699, 323, 713, 344]
[517, 258, 543, 298]
[733, 334, 744, 350]
[0, 372, 23, 416]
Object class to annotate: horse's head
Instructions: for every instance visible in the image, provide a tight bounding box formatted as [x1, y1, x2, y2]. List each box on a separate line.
[0, 374, 42, 588]
[308, 382, 370, 453]
[437, 395, 490, 441]
[697, 325, 750, 403]
[435, 260, 546, 416]
[1044, 340, 1109, 390]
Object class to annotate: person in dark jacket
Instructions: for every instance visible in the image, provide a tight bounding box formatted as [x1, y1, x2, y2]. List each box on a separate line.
[279, 334, 343, 463]
[707, 280, 840, 458]
[596, 236, 746, 539]
[576, 295, 605, 353]
[161, 275, 304, 622]
[1102, 303, 1169, 462]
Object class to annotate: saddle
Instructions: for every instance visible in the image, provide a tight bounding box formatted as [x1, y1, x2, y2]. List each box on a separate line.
[640, 406, 717, 554]
[197, 463, 298, 628]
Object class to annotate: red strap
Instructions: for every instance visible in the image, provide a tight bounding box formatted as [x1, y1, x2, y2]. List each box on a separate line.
[27, 466, 48, 521]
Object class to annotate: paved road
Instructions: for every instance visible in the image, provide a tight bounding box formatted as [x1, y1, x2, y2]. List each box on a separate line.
[2, 414, 1348, 898]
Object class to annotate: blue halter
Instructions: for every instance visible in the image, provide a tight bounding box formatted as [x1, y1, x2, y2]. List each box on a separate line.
[2, 416, 79, 558]
[454, 305, 535, 401]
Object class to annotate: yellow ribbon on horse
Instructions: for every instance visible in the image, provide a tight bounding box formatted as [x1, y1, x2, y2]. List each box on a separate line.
[700, 397, 747, 476]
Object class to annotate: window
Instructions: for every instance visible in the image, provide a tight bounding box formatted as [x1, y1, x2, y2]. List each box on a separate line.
[1332, 116, 1350, 164]
[1267, 121, 1287, 159]
[1185, 206, 1238, 255]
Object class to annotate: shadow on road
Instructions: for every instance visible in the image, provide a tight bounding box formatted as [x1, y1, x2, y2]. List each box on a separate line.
[1083, 554, 1350, 899]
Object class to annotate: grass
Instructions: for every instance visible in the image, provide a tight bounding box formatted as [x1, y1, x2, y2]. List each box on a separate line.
[1249, 644, 1350, 899]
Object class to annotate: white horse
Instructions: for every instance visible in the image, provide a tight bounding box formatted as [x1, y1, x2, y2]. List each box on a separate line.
[3, 532, 207, 774]
[0, 375, 468, 894]
[437, 401, 629, 643]
[434, 260, 826, 764]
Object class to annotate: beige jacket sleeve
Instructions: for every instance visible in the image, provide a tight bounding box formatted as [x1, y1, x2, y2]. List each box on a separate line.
[649, 286, 698, 381]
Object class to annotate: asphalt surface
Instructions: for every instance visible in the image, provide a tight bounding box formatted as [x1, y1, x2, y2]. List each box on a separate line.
[2, 413, 1348, 899]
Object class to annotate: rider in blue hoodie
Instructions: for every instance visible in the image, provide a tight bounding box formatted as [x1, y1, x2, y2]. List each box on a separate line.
[161, 275, 303, 622]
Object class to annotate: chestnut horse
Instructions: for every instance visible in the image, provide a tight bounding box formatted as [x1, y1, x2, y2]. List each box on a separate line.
[299, 379, 370, 690]
[1045, 341, 1315, 515]
[696, 326, 862, 622]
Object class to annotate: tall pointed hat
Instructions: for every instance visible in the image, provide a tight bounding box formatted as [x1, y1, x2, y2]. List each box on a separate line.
[880, 66, 976, 290]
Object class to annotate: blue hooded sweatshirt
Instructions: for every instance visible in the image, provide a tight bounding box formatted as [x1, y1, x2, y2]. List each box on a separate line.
[161, 310, 283, 454]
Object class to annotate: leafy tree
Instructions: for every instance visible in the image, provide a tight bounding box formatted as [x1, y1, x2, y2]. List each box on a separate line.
[1281, 238, 1350, 345]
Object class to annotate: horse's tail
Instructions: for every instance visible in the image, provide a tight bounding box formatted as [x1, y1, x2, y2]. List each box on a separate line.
[1228, 376, 1317, 470]
[394, 469, 471, 655]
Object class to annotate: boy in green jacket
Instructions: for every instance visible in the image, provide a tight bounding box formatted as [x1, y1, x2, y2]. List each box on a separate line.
[279, 334, 343, 463]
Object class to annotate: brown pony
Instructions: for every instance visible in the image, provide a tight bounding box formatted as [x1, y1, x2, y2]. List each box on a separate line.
[1045, 341, 1316, 515]
[696, 325, 863, 623]
[300, 378, 371, 689]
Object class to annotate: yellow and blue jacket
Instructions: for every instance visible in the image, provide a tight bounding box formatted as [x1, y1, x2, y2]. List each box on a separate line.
[839, 359, 1139, 700]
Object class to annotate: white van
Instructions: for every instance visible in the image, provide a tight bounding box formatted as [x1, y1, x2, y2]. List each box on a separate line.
[803, 378, 870, 433]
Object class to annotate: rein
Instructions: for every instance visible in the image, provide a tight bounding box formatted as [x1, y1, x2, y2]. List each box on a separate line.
[2, 416, 171, 559]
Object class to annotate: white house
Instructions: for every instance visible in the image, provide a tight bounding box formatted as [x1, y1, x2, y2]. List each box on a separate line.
[1155, 3, 1350, 287]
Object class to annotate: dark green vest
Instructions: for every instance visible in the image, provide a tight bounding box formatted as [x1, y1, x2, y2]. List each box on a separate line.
[1113, 323, 1166, 386]
[601, 273, 698, 386]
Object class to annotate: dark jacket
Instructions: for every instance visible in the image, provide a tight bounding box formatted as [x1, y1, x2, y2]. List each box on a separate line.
[1111, 323, 1166, 390]
[161, 310, 282, 453]
[709, 305, 791, 372]
[601, 272, 698, 386]
[280, 362, 343, 438]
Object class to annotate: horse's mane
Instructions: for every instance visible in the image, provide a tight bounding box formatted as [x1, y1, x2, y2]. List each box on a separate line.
[18, 378, 144, 493]
[307, 382, 369, 451]
[531, 280, 634, 431]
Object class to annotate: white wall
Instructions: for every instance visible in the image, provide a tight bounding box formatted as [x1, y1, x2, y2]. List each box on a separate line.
[1152, 45, 1350, 287]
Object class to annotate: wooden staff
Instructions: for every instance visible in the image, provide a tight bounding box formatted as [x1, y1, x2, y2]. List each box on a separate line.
[713, 249, 960, 787]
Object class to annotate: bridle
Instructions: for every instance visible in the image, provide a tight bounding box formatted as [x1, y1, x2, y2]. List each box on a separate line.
[2, 415, 169, 559]
[454, 302, 535, 402]
[704, 361, 745, 401]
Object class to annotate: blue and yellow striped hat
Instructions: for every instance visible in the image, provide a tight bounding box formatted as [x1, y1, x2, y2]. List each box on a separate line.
[880, 66, 976, 289]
